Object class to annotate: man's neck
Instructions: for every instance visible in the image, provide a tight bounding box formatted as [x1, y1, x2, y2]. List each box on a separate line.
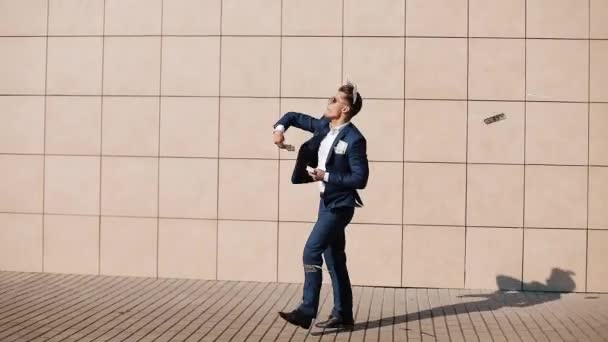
[330, 117, 350, 129]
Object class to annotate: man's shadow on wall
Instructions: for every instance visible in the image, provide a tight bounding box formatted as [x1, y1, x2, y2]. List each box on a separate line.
[312, 268, 575, 335]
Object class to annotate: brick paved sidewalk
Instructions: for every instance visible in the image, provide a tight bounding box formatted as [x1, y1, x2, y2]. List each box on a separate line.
[0, 271, 607, 342]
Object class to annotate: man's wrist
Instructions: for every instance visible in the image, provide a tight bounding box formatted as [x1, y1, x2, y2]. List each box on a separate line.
[323, 172, 329, 182]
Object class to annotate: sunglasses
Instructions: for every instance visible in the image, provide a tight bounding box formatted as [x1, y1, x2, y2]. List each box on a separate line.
[328, 96, 349, 105]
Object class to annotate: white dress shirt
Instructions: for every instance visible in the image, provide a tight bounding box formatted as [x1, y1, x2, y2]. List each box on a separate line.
[274, 121, 350, 193]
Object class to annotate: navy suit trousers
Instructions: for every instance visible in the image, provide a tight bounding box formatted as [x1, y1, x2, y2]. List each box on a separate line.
[298, 198, 355, 320]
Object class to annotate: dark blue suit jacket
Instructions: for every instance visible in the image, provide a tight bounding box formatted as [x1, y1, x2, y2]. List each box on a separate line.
[274, 112, 369, 209]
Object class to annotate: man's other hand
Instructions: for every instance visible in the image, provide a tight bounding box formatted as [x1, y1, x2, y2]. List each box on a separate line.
[309, 168, 325, 181]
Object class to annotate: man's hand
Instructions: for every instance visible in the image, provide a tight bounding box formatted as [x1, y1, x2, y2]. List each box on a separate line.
[273, 131, 295, 151]
[308, 168, 326, 182]
[272, 131, 285, 145]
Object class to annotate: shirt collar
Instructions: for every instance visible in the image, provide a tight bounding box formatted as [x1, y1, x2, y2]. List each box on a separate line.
[328, 121, 350, 132]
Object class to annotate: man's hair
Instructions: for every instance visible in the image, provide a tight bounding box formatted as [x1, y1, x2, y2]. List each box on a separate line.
[338, 84, 363, 117]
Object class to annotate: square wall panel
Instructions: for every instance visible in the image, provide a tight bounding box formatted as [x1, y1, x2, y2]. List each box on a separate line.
[525, 102, 588, 165]
[352, 162, 403, 225]
[161, 37, 220, 97]
[344, 0, 405, 36]
[523, 229, 586, 292]
[466, 227, 523, 290]
[44, 156, 100, 216]
[102, 97, 159, 157]
[0, 0, 47, 35]
[526, 39, 588, 102]
[158, 218, 217, 280]
[104, 0, 162, 35]
[343, 38, 404, 99]
[0, 96, 44, 154]
[159, 158, 218, 219]
[353, 100, 404, 162]
[160, 97, 219, 158]
[467, 101, 525, 164]
[587, 230, 608, 292]
[43, 215, 99, 275]
[282, 0, 342, 36]
[219, 98, 280, 159]
[591, 0, 608, 38]
[100, 216, 157, 277]
[221, 0, 281, 35]
[347, 224, 402, 287]
[405, 38, 467, 100]
[0, 155, 43, 213]
[47, 37, 103, 95]
[468, 39, 525, 101]
[278, 160, 321, 222]
[103, 37, 161, 96]
[281, 37, 342, 98]
[468, 0, 525, 37]
[46, 96, 101, 155]
[591, 41, 608, 102]
[101, 157, 158, 217]
[406, 0, 467, 37]
[217, 220, 277, 282]
[467, 164, 524, 228]
[0, 38, 46, 95]
[162, 0, 221, 35]
[221, 37, 280, 97]
[589, 167, 608, 229]
[526, 0, 589, 38]
[48, 0, 105, 36]
[218, 159, 278, 221]
[403, 225, 465, 288]
[590, 104, 608, 166]
[404, 163, 466, 226]
[0, 213, 43, 272]
[404, 100, 467, 162]
[524, 166, 587, 229]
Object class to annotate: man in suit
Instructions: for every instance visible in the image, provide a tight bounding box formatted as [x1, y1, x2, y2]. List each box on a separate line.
[272, 82, 369, 330]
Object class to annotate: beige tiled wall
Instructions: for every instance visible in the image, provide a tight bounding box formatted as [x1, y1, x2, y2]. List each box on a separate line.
[0, 0, 607, 293]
